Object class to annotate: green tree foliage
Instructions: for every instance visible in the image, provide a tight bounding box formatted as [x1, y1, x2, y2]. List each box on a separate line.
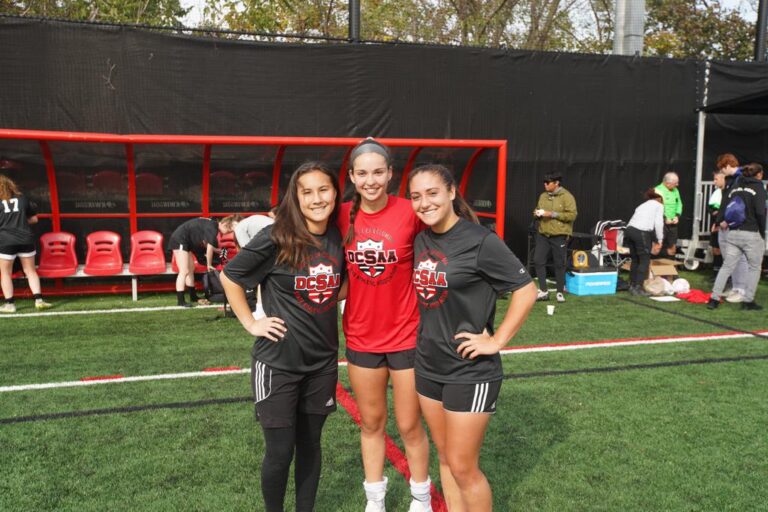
[2, 0, 189, 25]
[645, 0, 755, 60]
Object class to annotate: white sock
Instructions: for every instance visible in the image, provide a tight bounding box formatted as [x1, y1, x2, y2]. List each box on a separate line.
[410, 477, 431, 503]
[364, 477, 388, 503]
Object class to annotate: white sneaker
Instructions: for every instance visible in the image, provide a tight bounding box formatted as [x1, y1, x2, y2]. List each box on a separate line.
[365, 500, 386, 512]
[35, 300, 52, 310]
[408, 499, 433, 512]
[556, 292, 566, 303]
[536, 290, 549, 301]
[725, 292, 745, 303]
[0, 303, 16, 313]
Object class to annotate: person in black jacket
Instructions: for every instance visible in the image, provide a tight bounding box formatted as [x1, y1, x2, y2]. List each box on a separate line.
[708, 163, 767, 311]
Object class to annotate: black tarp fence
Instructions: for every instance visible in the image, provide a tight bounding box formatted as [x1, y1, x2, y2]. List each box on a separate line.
[1, 16, 766, 259]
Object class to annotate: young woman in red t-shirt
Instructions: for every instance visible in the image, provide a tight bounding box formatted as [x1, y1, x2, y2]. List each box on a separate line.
[338, 139, 432, 512]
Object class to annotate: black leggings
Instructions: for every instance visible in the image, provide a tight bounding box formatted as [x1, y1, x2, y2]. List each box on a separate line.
[261, 413, 328, 512]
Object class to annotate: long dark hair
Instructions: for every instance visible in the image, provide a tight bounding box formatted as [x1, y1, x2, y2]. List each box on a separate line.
[271, 161, 340, 269]
[408, 164, 479, 224]
[343, 138, 392, 245]
[643, 188, 663, 202]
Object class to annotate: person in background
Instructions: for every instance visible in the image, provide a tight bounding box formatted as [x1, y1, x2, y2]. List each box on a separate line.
[654, 172, 682, 257]
[0, 175, 51, 312]
[221, 162, 344, 512]
[624, 188, 664, 296]
[714, 154, 749, 303]
[707, 170, 725, 277]
[338, 138, 432, 512]
[532, 173, 577, 303]
[168, 215, 241, 307]
[234, 207, 277, 248]
[708, 163, 766, 311]
[409, 163, 536, 511]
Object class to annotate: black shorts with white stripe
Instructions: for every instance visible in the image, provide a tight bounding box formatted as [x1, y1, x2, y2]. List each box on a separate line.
[415, 374, 501, 414]
[250, 359, 338, 428]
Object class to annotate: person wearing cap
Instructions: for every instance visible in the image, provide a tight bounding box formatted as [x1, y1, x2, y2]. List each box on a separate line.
[654, 171, 682, 257]
[532, 173, 577, 303]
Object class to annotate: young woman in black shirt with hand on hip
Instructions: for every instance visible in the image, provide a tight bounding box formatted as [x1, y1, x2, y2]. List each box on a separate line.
[221, 162, 345, 512]
[408, 164, 537, 512]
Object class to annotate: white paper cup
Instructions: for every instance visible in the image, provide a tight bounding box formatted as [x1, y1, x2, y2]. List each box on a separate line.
[546, 305, 555, 316]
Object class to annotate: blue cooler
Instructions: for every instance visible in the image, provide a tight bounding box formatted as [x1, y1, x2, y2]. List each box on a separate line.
[565, 270, 617, 296]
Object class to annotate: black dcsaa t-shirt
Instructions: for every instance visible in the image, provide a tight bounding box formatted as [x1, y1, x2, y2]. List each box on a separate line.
[0, 195, 37, 246]
[223, 224, 345, 374]
[412, 218, 532, 384]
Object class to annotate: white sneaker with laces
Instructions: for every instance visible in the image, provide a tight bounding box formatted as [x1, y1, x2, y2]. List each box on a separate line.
[536, 290, 549, 301]
[0, 302, 16, 313]
[365, 500, 386, 512]
[35, 300, 52, 310]
[725, 292, 745, 303]
[556, 292, 566, 303]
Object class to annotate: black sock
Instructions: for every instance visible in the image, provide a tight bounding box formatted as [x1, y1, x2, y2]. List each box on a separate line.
[176, 291, 186, 305]
[187, 286, 199, 302]
[261, 426, 296, 512]
[6, 297, 14, 304]
[33, 294, 42, 300]
[294, 414, 327, 512]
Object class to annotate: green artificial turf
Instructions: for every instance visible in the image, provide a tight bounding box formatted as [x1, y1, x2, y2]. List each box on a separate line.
[1, 269, 766, 511]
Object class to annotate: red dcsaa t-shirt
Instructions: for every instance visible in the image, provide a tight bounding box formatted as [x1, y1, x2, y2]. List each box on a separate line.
[338, 195, 424, 353]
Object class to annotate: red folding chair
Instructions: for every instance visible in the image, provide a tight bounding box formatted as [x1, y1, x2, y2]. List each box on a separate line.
[84, 231, 123, 276]
[135, 172, 164, 196]
[129, 231, 166, 275]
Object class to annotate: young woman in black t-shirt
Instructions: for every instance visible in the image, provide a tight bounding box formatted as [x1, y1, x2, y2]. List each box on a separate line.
[0, 175, 51, 313]
[168, 215, 240, 307]
[221, 162, 344, 512]
[408, 164, 537, 511]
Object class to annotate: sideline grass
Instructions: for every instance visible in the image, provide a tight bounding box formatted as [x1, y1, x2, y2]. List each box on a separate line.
[1, 270, 767, 510]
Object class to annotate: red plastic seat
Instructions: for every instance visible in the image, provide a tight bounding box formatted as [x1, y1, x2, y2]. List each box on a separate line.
[37, 232, 78, 278]
[210, 171, 238, 195]
[135, 172, 164, 196]
[217, 232, 238, 265]
[93, 170, 125, 193]
[56, 172, 88, 196]
[171, 251, 207, 273]
[84, 231, 123, 276]
[129, 231, 166, 275]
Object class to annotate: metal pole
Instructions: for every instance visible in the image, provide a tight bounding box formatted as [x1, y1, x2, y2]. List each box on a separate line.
[756, 0, 768, 61]
[349, 0, 360, 43]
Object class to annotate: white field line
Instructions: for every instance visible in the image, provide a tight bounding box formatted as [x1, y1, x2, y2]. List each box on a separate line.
[0, 304, 219, 318]
[1, 330, 766, 393]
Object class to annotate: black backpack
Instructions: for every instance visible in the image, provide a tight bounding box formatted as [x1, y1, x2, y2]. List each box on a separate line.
[203, 269, 226, 303]
[724, 177, 747, 229]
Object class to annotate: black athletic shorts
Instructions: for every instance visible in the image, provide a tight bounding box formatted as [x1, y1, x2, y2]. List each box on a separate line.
[251, 359, 338, 428]
[415, 374, 501, 414]
[345, 347, 416, 370]
[168, 235, 191, 253]
[662, 224, 678, 249]
[0, 243, 36, 260]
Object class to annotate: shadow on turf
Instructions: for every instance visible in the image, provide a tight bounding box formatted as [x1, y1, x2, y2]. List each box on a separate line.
[485, 388, 569, 503]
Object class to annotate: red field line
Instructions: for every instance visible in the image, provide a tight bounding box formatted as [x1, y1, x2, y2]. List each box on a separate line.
[335, 382, 447, 511]
[80, 374, 124, 381]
